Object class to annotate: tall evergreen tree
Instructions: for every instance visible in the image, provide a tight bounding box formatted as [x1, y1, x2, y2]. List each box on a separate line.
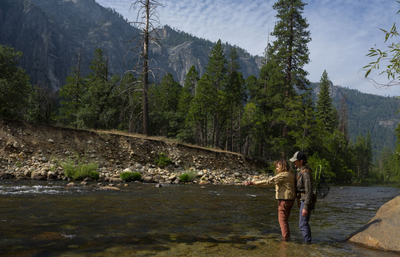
[267, 0, 311, 157]
[187, 74, 215, 146]
[58, 53, 85, 128]
[366, 131, 373, 178]
[0, 45, 31, 120]
[179, 65, 199, 113]
[149, 73, 181, 137]
[338, 95, 349, 142]
[177, 65, 199, 143]
[269, 0, 311, 97]
[316, 70, 336, 132]
[202, 39, 227, 148]
[77, 49, 120, 129]
[225, 47, 244, 151]
[256, 58, 286, 158]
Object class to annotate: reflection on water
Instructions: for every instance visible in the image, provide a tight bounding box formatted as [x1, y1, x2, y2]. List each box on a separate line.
[0, 180, 399, 256]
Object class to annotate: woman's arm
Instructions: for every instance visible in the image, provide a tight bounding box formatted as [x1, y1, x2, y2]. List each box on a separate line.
[244, 175, 277, 187]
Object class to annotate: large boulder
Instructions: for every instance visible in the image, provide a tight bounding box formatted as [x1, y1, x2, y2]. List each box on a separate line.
[345, 196, 400, 252]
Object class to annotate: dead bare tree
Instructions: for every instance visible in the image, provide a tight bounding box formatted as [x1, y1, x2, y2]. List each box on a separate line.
[126, 0, 163, 135]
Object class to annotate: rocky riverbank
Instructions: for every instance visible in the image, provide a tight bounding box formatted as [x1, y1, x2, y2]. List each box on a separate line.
[0, 119, 270, 185]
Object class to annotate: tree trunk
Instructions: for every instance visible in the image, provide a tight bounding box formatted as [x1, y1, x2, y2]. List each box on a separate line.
[142, 0, 150, 136]
[239, 108, 242, 154]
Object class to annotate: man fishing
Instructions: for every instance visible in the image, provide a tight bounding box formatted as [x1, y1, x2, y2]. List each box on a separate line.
[290, 151, 313, 243]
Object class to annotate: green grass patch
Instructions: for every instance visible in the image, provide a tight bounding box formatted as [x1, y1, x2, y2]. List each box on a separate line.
[120, 172, 142, 182]
[179, 170, 197, 183]
[61, 157, 99, 181]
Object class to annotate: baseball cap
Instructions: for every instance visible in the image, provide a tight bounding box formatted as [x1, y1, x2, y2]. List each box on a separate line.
[289, 151, 306, 162]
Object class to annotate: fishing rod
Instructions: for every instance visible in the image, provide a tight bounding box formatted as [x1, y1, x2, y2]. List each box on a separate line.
[314, 165, 330, 199]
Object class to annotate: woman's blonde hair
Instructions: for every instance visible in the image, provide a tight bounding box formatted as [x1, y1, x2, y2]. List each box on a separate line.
[274, 159, 291, 174]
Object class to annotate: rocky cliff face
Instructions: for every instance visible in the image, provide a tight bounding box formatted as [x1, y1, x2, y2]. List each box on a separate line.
[0, 0, 70, 90]
[0, 0, 262, 91]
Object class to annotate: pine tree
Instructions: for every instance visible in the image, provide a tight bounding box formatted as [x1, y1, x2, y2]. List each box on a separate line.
[366, 131, 373, 178]
[177, 65, 199, 143]
[202, 39, 227, 148]
[77, 49, 119, 129]
[316, 70, 336, 132]
[58, 53, 85, 128]
[179, 65, 199, 113]
[256, 58, 286, 158]
[338, 95, 349, 141]
[0, 45, 31, 120]
[269, 0, 311, 97]
[225, 47, 244, 151]
[149, 73, 182, 137]
[267, 0, 311, 158]
[187, 74, 215, 146]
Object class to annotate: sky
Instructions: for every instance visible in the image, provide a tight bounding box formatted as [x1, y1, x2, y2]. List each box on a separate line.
[96, 0, 400, 97]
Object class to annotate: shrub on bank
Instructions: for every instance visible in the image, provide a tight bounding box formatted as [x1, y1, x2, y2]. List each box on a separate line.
[120, 172, 142, 182]
[61, 159, 99, 181]
[179, 170, 196, 183]
[155, 153, 172, 167]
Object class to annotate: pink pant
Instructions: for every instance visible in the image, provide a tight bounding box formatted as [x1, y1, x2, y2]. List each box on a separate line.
[278, 200, 295, 240]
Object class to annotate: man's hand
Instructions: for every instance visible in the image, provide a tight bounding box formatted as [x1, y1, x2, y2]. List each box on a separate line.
[302, 208, 308, 217]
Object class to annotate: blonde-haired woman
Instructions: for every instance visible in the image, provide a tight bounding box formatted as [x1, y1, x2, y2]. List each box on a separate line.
[244, 159, 296, 241]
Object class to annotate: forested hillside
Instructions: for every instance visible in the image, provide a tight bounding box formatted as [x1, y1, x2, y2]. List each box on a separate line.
[309, 83, 400, 158]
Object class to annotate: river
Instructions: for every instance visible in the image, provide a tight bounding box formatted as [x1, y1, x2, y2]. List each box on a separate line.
[0, 180, 399, 256]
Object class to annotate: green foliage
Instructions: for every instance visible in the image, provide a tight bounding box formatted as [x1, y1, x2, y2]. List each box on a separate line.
[57, 54, 85, 127]
[155, 153, 172, 167]
[308, 153, 335, 181]
[364, 4, 400, 81]
[0, 45, 32, 120]
[316, 70, 337, 133]
[120, 172, 142, 182]
[179, 170, 196, 183]
[58, 49, 121, 129]
[269, 0, 311, 91]
[149, 73, 182, 137]
[25, 85, 58, 124]
[91, 171, 100, 180]
[61, 157, 99, 181]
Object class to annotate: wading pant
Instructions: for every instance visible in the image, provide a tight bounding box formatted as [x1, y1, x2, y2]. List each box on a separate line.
[299, 200, 312, 242]
[278, 200, 295, 241]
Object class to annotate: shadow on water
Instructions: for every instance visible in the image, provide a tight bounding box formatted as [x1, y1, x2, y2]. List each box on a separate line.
[0, 180, 399, 256]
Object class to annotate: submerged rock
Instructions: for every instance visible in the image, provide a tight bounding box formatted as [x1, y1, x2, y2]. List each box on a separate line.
[99, 186, 120, 191]
[345, 196, 400, 252]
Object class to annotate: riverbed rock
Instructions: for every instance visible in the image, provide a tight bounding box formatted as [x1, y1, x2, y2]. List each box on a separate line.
[66, 182, 76, 187]
[345, 195, 400, 252]
[100, 186, 120, 191]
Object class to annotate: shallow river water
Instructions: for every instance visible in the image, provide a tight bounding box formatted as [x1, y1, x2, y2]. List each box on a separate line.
[0, 180, 399, 257]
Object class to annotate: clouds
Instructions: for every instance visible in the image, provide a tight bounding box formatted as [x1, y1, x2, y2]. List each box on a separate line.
[304, 0, 400, 96]
[96, 0, 400, 96]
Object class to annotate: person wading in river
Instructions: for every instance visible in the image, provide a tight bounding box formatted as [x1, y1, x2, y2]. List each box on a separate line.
[244, 159, 296, 241]
[290, 151, 313, 243]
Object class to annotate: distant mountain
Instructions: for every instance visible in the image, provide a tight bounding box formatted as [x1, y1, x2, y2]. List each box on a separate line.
[0, 0, 262, 90]
[1, 0, 399, 158]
